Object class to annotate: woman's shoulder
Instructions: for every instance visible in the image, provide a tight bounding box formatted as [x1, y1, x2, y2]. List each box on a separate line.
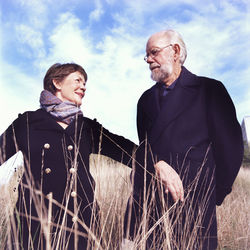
[16, 108, 45, 119]
[11, 109, 47, 127]
[1, 109, 43, 138]
[82, 116, 102, 129]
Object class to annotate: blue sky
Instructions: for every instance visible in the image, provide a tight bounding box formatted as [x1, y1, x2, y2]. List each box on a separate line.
[0, 0, 249, 143]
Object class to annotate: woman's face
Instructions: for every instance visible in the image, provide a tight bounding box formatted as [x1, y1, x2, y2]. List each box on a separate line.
[54, 71, 86, 106]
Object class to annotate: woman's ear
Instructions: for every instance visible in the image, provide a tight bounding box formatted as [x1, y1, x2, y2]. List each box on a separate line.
[52, 79, 62, 90]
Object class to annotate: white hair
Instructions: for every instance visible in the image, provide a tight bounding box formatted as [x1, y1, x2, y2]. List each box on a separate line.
[163, 30, 187, 65]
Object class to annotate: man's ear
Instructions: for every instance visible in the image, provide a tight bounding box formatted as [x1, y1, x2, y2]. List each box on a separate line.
[173, 44, 181, 61]
[52, 79, 62, 90]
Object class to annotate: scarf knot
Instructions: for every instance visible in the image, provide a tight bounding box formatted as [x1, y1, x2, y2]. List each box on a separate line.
[40, 90, 83, 124]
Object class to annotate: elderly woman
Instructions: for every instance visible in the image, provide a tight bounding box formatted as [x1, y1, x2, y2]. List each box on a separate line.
[0, 63, 136, 249]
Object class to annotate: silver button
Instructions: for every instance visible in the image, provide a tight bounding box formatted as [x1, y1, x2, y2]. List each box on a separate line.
[45, 168, 51, 174]
[68, 145, 73, 151]
[69, 168, 76, 174]
[71, 191, 77, 197]
[44, 143, 50, 149]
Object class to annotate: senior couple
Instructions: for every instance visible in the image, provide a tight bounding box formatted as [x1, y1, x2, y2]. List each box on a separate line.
[0, 30, 243, 250]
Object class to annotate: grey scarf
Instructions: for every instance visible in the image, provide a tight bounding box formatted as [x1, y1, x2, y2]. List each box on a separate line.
[40, 90, 83, 125]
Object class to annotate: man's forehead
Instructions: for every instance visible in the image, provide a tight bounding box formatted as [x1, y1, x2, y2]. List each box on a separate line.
[146, 34, 169, 50]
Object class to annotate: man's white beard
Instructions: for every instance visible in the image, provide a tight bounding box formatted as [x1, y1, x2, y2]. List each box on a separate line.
[151, 63, 173, 82]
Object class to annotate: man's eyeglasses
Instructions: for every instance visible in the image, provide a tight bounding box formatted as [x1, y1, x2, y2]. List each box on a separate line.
[144, 44, 173, 61]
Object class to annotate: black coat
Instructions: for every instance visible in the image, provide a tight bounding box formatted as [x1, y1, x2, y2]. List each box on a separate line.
[125, 67, 243, 249]
[0, 109, 136, 249]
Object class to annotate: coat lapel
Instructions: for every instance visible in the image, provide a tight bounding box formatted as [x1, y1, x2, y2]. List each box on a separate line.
[30, 109, 64, 132]
[149, 67, 200, 145]
[30, 109, 85, 136]
[142, 84, 161, 122]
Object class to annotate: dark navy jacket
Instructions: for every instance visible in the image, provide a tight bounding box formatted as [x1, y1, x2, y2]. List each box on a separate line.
[126, 66, 243, 249]
[0, 109, 136, 249]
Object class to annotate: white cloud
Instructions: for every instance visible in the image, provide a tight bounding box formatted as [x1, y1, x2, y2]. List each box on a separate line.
[235, 66, 250, 121]
[105, 0, 116, 4]
[0, 63, 41, 134]
[83, 32, 149, 142]
[156, 1, 249, 113]
[1, 10, 147, 141]
[37, 12, 93, 71]
[89, 0, 104, 22]
[16, 0, 50, 29]
[116, 0, 250, 124]
[15, 24, 45, 58]
[1, 0, 249, 141]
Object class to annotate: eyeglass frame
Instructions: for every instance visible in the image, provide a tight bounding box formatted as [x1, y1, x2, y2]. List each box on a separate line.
[144, 44, 173, 62]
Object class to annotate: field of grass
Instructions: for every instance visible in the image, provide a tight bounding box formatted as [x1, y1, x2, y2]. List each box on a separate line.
[90, 155, 250, 250]
[1, 154, 249, 249]
[217, 167, 250, 250]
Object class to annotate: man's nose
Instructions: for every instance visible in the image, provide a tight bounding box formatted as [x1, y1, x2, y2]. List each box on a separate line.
[146, 55, 154, 63]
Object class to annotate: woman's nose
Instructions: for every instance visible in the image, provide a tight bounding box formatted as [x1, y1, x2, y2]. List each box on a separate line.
[80, 82, 86, 90]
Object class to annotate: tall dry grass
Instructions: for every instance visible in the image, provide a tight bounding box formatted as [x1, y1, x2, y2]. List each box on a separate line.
[90, 155, 250, 250]
[1, 153, 249, 249]
[217, 167, 250, 250]
[90, 154, 132, 249]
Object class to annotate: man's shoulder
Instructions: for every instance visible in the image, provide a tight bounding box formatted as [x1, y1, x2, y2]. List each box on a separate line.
[194, 75, 231, 103]
[143, 83, 157, 94]
[182, 67, 222, 87]
[138, 83, 157, 102]
[198, 75, 221, 84]
[197, 75, 226, 92]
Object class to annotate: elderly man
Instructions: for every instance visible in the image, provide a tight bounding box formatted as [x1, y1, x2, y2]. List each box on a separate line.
[124, 30, 243, 249]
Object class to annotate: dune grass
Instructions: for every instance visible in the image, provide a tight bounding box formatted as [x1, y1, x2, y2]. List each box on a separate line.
[0, 154, 249, 249]
[90, 155, 250, 250]
[217, 167, 250, 250]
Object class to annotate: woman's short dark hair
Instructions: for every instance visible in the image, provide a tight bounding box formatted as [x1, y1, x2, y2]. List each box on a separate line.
[43, 63, 88, 94]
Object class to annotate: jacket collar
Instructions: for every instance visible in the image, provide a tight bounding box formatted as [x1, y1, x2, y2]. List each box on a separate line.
[148, 66, 200, 145]
[27, 109, 85, 136]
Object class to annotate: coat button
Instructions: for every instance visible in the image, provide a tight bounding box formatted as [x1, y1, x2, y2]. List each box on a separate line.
[44, 143, 50, 149]
[68, 145, 73, 151]
[45, 168, 51, 174]
[69, 168, 76, 174]
[71, 191, 77, 197]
